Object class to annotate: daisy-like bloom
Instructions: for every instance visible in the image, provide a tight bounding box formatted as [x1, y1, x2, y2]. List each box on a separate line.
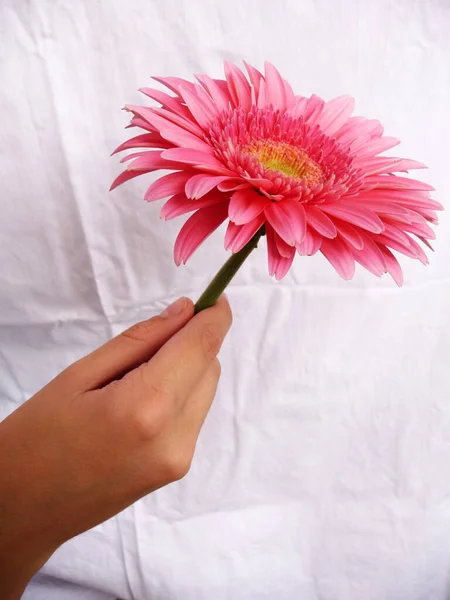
[111, 61, 442, 287]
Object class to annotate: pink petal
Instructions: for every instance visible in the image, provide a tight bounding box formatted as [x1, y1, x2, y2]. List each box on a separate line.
[185, 174, 231, 199]
[357, 157, 426, 176]
[152, 76, 196, 97]
[265, 200, 306, 245]
[274, 230, 295, 258]
[381, 222, 414, 246]
[394, 196, 443, 212]
[296, 228, 322, 256]
[375, 233, 428, 264]
[224, 214, 265, 252]
[151, 107, 205, 138]
[282, 79, 296, 108]
[334, 115, 366, 138]
[352, 136, 400, 159]
[244, 61, 264, 97]
[120, 151, 152, 163]
[273, 253, 295, 279]
[305, 206, 337, 238]
[218, 179, 252, 193]
[266, 225, 295, 279]
[139, 88, 192, 119]
[229, 189, 269, 225]
[144, 171, 192, 202]
[136, 109, 212, 152]
[183, 84, 225, 124]
[395, 220, 436, 240]
[110, 169, 147, 191]
[352, 195, 410, 216]
[335, 221, 364, 250]
[363, 175, 435, 191]
[195, 74, 230, 113]
[377, 246, 404, 286]
[126, 151, 181, 172]
[387, 210, 426, 225]
[193, 82, 224, 117]
[303, 95, 325, 125]
[417, 237, 434, 251]
[336, 117, 384, 146]
[176, 85, 216, 130]
[264, 61, 287, 110]
[174, 203, 229, 265]
[224, 61, 252, 110]
[257, 78, 267, 109]
[244, 177, 275, 192]
[288, 96, 308, 118]
[351, 234, 387, 277]
[407, 237, 429, 265]
[126, 116, 156, 132]
[213, 79, 231, 100]
[382, 212, 419, 226]
[161, 148, 231, 174]
[317, 95, 355, 136]
[124, 104, 160, 129]
[359, 189, 442, 211]
[161, 190, 228, 220]
[321, 203, 385, 234]
[112, 133, 170, 155]
[421, 210, 439, 224]
[320, 237, 356, 280]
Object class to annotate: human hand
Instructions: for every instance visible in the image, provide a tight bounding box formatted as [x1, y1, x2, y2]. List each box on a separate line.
[0, 295, 232, 599]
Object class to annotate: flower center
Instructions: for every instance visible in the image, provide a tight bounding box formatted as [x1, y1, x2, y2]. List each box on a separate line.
[243, 140, 323, 185]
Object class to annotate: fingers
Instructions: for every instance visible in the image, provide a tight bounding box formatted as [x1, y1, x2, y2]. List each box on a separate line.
[59, 297, 195, 392]
[133, 295, 232, 410]
[180, 358, 221, 440]
[145, 359, 222, 485]
[149, 359, 220, 484]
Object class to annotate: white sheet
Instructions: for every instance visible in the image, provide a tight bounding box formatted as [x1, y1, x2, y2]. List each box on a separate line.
[1, 0, 450, 598]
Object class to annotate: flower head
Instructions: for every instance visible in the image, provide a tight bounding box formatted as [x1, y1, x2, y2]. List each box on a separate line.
[111, 61, 442, 284]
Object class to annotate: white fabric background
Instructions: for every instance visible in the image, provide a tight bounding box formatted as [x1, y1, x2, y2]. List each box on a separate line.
[1, 0, 450, 598]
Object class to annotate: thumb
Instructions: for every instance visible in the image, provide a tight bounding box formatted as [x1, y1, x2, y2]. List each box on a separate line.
[59, 297, 194, 393]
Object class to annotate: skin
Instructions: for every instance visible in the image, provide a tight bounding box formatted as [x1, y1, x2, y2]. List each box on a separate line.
[0, 295, 232, 600]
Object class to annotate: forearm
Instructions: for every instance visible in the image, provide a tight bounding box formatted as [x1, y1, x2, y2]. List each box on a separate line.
[0, 490, 57, 600]
[0, 543, 54, 600]
[0, 412, 58, 599]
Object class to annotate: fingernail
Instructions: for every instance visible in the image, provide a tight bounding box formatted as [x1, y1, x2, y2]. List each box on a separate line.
[161, 297, 188, 318]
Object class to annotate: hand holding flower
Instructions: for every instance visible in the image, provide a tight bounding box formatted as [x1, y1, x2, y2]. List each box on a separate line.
[0, 297, 232, 599]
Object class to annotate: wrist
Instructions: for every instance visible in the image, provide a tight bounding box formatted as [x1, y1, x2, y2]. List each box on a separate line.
[0, 411, 60, 599]
[0, 537, 56, 600]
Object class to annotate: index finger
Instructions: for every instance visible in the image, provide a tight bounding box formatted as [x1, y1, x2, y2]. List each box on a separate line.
[141, 295, 232, 407]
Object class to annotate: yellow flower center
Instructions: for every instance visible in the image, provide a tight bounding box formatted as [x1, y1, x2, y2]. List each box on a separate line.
[244, 141, 323, 185]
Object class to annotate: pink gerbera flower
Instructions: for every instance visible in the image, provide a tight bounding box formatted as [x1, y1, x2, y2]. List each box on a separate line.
[112, 60, 442, 293]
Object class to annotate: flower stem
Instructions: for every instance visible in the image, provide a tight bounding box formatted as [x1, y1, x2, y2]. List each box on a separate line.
[194, 226, 265, 314]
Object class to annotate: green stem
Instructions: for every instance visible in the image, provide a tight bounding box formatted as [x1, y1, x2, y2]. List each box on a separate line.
[194, 226, 265, 314]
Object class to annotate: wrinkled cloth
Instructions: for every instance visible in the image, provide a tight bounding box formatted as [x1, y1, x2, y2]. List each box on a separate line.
[1, 0, 450, 599]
